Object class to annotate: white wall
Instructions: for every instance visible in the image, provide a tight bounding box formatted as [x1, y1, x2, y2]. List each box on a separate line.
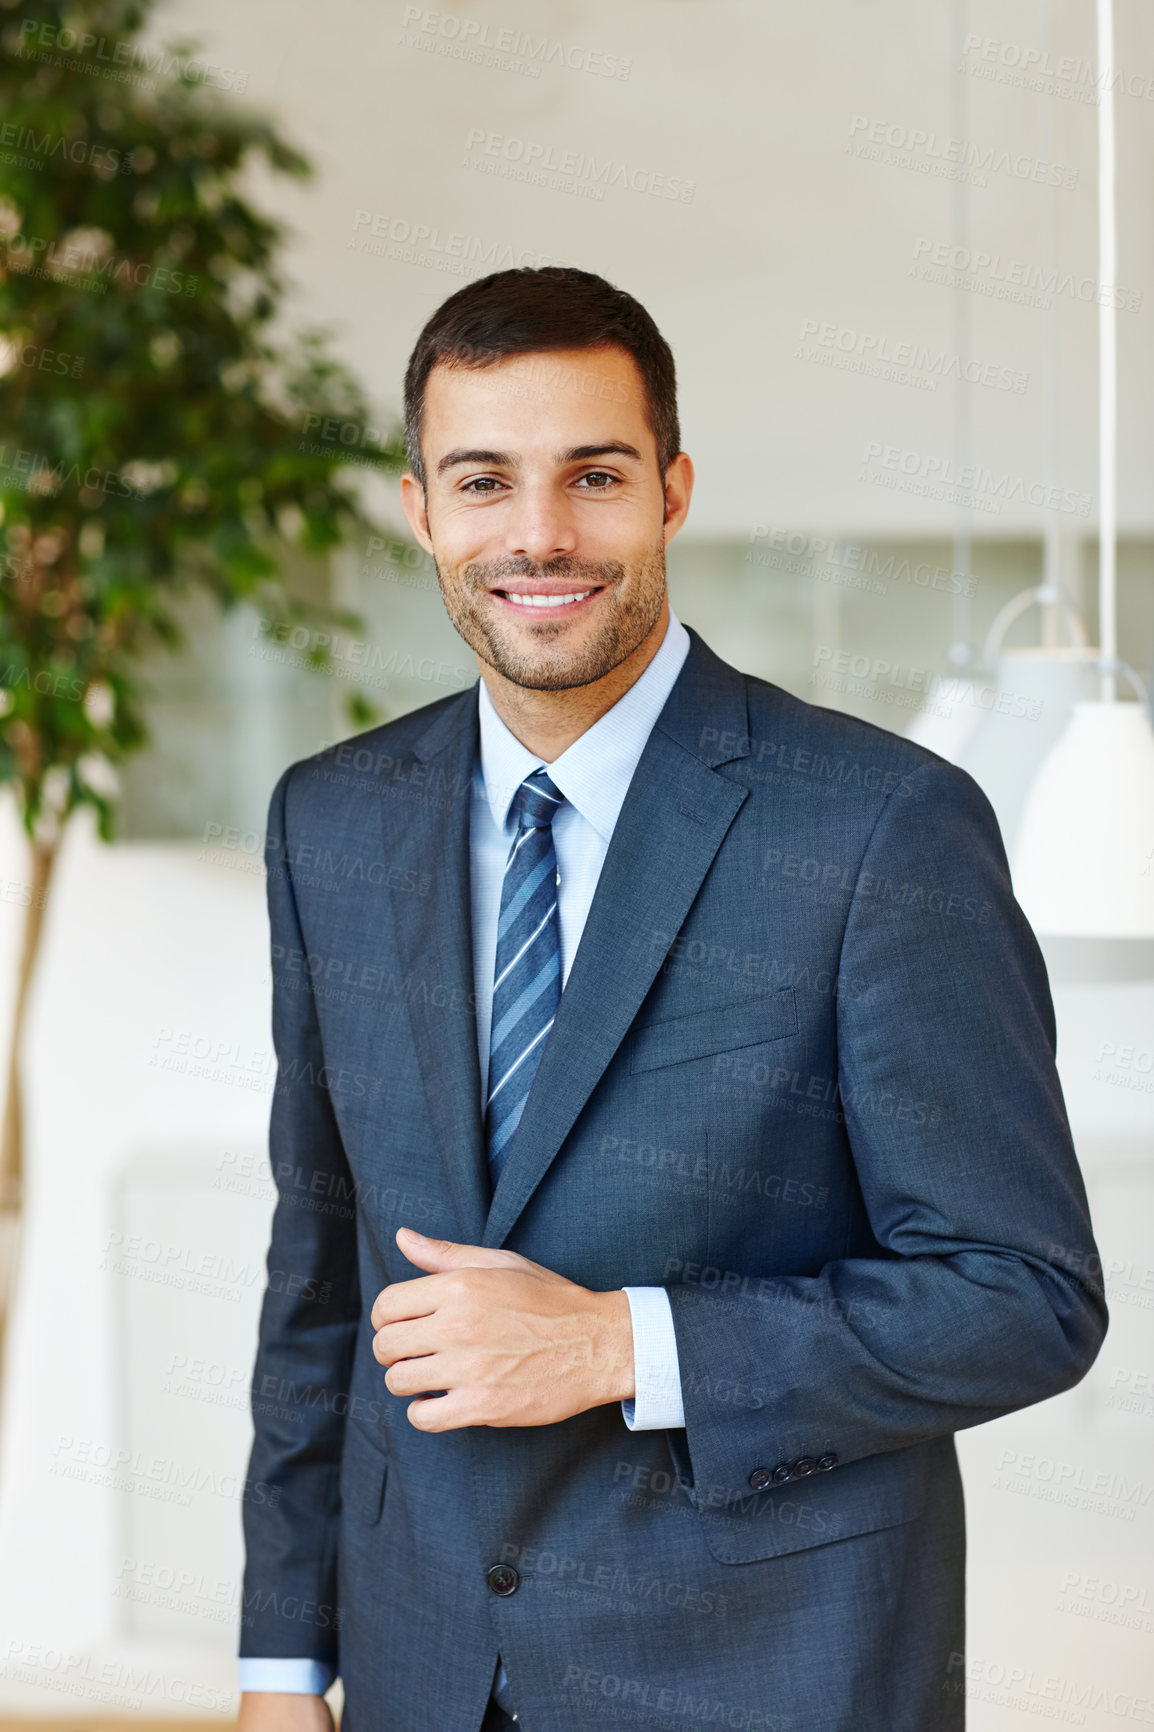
[0, 807, 273, 1714]
[146, 0, 1154, 538]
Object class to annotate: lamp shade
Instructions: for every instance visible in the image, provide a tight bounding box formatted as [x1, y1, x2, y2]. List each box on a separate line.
[905, 680, 985, 761]
[1012, 700, 1154, 937]
[956, 647, 1101, 860]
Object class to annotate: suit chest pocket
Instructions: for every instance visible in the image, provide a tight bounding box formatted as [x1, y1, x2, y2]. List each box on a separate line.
[630, 986, 797, 1075]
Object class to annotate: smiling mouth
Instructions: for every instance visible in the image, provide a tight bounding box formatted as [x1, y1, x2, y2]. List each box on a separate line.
[492, 588, 600, 610]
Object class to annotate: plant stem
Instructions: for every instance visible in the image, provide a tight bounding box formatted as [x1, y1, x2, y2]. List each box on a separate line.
[0, 832, 60, 1381]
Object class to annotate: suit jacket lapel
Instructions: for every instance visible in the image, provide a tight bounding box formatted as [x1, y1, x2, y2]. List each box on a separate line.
[383, 686, 491, 1248]
[482, 629, 752, 1249]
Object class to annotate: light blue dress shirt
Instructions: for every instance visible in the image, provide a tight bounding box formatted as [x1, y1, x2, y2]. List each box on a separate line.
[239, 606, 691, 1702]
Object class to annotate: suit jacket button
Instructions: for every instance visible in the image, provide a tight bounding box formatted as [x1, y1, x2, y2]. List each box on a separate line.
[771, 1464, 793, 1485]
[486, 1565, 520, 1596]
[817, 1453, 838, 1471]
[748, 1467, 773, 1491]
[793, 1457, 818, 1477]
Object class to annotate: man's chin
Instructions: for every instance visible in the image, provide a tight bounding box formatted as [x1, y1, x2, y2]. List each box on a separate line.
[483, 642, 616, 694]
[440, 565, 666, 693]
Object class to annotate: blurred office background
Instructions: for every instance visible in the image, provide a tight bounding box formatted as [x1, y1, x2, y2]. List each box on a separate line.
[0, 0, 1151, 1726]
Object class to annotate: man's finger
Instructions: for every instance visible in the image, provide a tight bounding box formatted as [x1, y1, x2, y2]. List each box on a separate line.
[370, 1273, 446, 1330]
[381, 1344, 443, 1399]
[372, 1318, 438, 1366]
[405, 1389, 478, 1432]
[395, 1226, 520, 1272]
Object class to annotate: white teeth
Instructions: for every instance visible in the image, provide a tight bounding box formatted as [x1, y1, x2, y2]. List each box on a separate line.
[503, 590, 592, 608]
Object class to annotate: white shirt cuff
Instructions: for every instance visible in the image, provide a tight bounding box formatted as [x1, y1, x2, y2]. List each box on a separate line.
[238, 1658, 336, 1695]
[620, 1286, 686, 1430]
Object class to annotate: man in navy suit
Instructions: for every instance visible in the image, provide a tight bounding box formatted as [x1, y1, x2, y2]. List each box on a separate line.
[237, 268, 1107, 1731]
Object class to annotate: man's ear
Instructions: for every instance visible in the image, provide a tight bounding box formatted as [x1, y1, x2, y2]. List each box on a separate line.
[662, 451, 694, 544]
[399, 471, 434, 555]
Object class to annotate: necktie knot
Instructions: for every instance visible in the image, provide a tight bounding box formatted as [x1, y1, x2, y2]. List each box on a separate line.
[514, 768, 564, 831]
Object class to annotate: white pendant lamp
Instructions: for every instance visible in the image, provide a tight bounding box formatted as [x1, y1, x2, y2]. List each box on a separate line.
[956, 588, 1094, 860]
[905, 674, 986, 762]
[1012, 0, 1154, 955]
[1014, 697, 1154, 937]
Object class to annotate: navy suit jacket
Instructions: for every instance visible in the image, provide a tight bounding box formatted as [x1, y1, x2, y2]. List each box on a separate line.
[241, 626, 1107, 1732]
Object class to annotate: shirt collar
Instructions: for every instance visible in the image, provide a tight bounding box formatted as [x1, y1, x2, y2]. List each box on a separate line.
[477, 605, 691, 841]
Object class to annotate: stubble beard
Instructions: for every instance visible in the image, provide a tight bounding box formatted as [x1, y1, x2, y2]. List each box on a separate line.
[433, 544, 668, 692]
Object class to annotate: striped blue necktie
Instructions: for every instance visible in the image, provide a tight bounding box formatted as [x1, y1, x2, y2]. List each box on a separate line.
[485, 768, 565, 1187]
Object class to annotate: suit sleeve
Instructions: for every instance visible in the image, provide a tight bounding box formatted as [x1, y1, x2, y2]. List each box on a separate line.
[665, 756, 1109, 1505]
[239, 765, 362, 1663]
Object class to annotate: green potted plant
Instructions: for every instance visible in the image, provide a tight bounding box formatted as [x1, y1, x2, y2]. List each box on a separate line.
[0, 0, 403, 1378]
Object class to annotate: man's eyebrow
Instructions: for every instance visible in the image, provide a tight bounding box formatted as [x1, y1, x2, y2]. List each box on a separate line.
[559, 442, 643, 465]
[434, 441, 645, 477]
[436, 448, 518, 475]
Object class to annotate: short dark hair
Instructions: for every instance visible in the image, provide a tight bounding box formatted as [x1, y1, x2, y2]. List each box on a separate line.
[402, 266, 680, 487]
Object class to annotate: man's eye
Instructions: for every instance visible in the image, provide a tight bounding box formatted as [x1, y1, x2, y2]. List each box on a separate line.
[461, 476, 504, 494]
[576, 471, 617, 490]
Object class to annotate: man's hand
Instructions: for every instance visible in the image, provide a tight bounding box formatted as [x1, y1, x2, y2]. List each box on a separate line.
[237, 1694, 334, 1732]
[370, 1227, 635, 1431]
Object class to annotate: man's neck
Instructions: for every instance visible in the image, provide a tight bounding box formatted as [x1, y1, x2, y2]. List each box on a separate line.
[477, 597, 670, 761]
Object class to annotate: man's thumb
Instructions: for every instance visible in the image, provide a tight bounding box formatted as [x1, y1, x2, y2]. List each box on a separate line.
[395, 1226, 510, 1269]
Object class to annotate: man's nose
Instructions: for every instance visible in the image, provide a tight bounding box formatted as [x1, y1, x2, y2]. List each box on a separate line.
[502, 484, 578, 564]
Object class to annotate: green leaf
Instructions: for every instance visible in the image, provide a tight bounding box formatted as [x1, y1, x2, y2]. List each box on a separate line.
[0, 0, 403, 833]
